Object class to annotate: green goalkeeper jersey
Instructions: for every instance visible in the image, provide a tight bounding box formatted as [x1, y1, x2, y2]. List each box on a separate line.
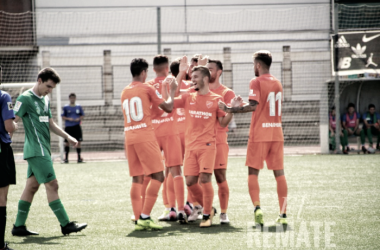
[14, 89, 53, 159]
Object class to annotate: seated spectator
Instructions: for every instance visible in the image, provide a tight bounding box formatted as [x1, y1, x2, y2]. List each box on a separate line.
[362, 104, 380, 152]
[342, 103, 366, 152]
[329, 106, 348, 154]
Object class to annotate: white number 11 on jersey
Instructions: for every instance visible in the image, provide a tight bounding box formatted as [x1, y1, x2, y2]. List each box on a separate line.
[267, 92, 282, 116]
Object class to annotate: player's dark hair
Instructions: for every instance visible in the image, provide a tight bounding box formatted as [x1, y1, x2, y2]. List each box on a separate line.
[331, 106, 335, 111]
[170, 58, 181, 77]
[130, 58, 149, 77]
[347, 103, 355, 109]
[191, 54, 201, 63]
[69, 93, 76, 98]
[37, 67, 61, 84]
[153, 55, 169, 66]
[253, 50, 272, 68]
[368, 104, 375, 109]
[208, 59, 223, 71]
[192, 65, 210, 80]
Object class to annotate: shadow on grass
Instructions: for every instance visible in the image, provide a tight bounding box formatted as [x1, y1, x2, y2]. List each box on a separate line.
[127, 222, 244, 238]
[11, 234, 86, 245]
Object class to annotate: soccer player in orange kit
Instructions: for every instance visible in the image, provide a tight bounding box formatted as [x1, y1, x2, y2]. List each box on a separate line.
[207, 59, 236, 224]
[218, 50, 288, 226]
[147, 55, 187, 223]
[172, 65, 239, 228]
[121, 58, 178, 230]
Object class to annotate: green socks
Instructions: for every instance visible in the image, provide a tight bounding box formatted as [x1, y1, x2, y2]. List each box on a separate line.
[49, 199, 70, 227]
[15, 200, 31, 227]
[15, 199, 70, 227]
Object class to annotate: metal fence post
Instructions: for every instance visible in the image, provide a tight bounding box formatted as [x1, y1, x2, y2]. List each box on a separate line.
[282, 46, 292, 101]
[103, 50, 113, 106]
[223, 47, 233, 89]
[163, 48, 171, 62]
[157, 7, 161, 54]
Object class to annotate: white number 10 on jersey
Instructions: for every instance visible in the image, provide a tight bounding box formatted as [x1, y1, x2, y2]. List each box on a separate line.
[267, 92, 282, 116]
[123, 97, 144, 123]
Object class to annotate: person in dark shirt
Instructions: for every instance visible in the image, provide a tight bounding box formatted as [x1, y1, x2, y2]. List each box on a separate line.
[0, 90, 18, 250]
[61, 93, 85, 163]
[362, 104, 380, 152]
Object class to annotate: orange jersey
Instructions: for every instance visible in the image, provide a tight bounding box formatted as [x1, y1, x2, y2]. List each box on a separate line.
[210, 84, 235, 144]
[121, 81, 164, 145]
[177, 80, 192, 134]
[147, 77, 179, 137]
[174, 91, 226, 151]
[248, 74, 284, 142]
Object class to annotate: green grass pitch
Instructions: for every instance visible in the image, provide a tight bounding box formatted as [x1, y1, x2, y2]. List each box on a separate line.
[5, 155, 380, 249]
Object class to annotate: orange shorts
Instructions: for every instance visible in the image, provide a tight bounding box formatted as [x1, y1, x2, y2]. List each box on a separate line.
[156, 134, 183, 167]
[214, 143, 229, 170]
[184, 147, 216, 176]
[246, 141, 284, 170]
[126, 140, 164, 177]
[179, 133, 185, 159]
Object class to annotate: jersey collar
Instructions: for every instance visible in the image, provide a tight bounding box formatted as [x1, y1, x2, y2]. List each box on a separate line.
[30, 89, 43, 99]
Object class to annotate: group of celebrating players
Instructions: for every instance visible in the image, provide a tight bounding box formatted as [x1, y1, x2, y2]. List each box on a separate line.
[121, 51, 288, 231]
[0, 50, 288, 249]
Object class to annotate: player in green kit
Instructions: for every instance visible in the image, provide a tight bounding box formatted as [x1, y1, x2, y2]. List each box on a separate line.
[12, 68, 87, 236]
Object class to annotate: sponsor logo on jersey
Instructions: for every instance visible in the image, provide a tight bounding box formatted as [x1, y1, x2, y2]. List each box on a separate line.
[76, 109, 80, 114]
[206, 101, 213, 109]
[189, 110, 212, 119]
[262, 122, 282, 128]
[7, 102, 13, 110]
[152, 117, 174, 124]
[177, 116, 185, 122]
[14, 101, 22, 111]
[249, 89, 256, 97]
[155, 90, 162, 98]
[124, 123, 147, 131]
[39, 116, 49, 122]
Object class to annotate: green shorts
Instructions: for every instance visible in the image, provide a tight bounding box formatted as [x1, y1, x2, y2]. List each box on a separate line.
[347, 127, 358, 134]
[27, 156, 56, 184]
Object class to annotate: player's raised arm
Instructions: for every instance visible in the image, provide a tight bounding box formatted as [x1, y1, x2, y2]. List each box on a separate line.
[175, 56, 189, 96]
[218, 96, 242, 127]
[219, 96, 257, 113]
[158, 75, 178, 113]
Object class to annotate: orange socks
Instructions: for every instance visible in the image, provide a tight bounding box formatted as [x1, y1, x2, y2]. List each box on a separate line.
[167, 174, 176, 208]
[188, 183, 204, 207]
[202, 182, 214, 215]
[217, 181, 229, 214]
[142, 179, 162, 216]
[141, 176, 151, 209]
[248, 175, 260, 207]
[130, 183, 142, 221]
[173, 176, 185, 211]
[162, 177, 169, 208]
[276, 175, 288, 214]
[187, 186, 194, 203]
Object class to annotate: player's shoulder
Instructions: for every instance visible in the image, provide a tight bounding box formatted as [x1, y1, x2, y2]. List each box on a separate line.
[64, 104, 70, 107]
[146, 79, 155, 85]
[208, 91, 223, 100]
[0, 90, 11, 101]
[17, 89, 33, 101]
